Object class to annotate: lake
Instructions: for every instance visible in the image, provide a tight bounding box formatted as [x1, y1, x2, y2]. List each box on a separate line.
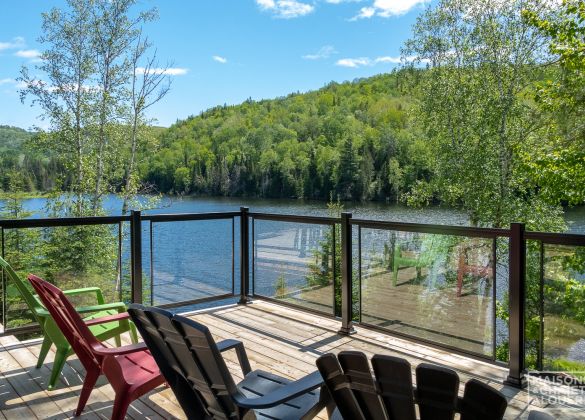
[11, 194, 585, 233]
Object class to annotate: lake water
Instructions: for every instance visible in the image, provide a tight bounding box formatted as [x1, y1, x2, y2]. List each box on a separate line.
[12, 194, 585, 233]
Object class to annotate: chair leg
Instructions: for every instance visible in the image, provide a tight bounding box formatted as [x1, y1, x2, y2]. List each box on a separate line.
[75, 368, 100, 416]
[111, 388, 132, 420]
[47, 348, 68, 390]
[114, 334, 122, 347]
[37, 335, 53, 368]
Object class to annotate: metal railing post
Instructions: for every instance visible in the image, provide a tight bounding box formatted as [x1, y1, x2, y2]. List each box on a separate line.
[239, 207, 250, 304]
[130, 210, 143, 304]
[338, 212, 355, 335]
[505, 222, 527, 388]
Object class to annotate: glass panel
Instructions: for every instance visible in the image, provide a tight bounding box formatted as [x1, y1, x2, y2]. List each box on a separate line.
[542, 244, 585, 372]
[360, 229, 495, 356]
[495, 237, 510, 364]
[253, 220, 334, 315]
[151, 219, 234, 306]
[2, 224, 121, 333]
[524, 239, 542, 369]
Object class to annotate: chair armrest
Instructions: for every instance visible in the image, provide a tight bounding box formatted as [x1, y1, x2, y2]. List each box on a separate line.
[92, 342, 148, 356]
[63, 287, 105, 304]
[233, 370, 323, 409]
[217, 339, 252, 376]
[84, 312, 130, 326]
[35, 307, 50, 317]
[76, 302, 127, 314]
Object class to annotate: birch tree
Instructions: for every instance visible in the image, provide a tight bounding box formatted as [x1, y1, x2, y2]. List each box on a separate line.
[121, 34, 171, 214]
[403, 0, 564, 230]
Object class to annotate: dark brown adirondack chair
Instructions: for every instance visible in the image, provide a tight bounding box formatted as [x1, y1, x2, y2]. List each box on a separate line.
[128, 303, 329, 419]
[317, 351, 507, 420]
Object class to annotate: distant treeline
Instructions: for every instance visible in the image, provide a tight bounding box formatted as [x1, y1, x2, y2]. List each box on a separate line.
[0, 125, 63, 192]
[141, 72, 429, 201]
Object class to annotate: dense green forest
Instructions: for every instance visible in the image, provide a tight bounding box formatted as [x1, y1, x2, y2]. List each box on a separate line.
[142, 72, 426, 202]
[0, 125, 32, 151]
[0, 73, 427, 202]
[0, 125, 62, 193]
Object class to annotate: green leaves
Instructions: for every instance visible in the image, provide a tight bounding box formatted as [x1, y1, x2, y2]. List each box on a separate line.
[143, 73, 423, 201]
[403, 0, 566, 228]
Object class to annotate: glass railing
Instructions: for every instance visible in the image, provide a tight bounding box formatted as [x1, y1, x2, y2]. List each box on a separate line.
[2, 208, 584, 387]
[0, 217, 129, 336]
[145, 214, 238, 308]
[358, 228, 496, 357]
[524, 233, 585, 375]
[250, 213, 338, 316]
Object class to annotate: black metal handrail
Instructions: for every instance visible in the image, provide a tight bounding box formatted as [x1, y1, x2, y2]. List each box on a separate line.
[249, 212, 339, 225]
[0, 215, 129, 228]
[143, 211, 241, 222]
[525, 230, 585, 245]
[351, 218, 511, 238]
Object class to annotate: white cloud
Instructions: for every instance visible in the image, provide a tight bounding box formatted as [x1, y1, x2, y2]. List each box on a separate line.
[325, 0, 363, 3]
[0, 78, 15, 85]
[374, 56, 401, 64]
[135, 67, 188, 76]
[302, 45, 337, 60]
[336, 55, 408, 68]
[350, 0, 428, 20]
[257, 0, 276, 8]
[0, 36, 25, 51]
[375, 0, 428, 16]
[15, 49, 41, 59]
[336, 57, 371, 68]
[212, 55, 228, 64]
[256, 0, 314, 18]
[350, 6, 376, 20]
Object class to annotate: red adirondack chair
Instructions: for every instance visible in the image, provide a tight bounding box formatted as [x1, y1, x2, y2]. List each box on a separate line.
[28, 274, 165, 420]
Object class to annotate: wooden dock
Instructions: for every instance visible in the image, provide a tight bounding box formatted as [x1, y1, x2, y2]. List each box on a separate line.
[0, 300, 580, 419]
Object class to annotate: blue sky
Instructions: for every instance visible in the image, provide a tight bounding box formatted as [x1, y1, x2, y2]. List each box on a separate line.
[0, 0, 430, 129]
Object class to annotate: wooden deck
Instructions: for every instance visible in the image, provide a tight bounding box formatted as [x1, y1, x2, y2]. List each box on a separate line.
[0, 300, 581, 419]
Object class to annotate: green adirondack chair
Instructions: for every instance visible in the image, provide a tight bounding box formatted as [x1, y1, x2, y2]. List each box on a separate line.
[0, 256, 138, 390]
[392, 236, 441, 286]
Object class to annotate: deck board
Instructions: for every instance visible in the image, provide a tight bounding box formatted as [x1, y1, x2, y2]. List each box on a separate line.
[0, 299, 581, 419]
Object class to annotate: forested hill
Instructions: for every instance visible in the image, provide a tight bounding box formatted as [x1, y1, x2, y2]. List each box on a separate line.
[141, 72, 430, 201]
[0, 125, 62, 192]
[0, 125, 33, 152]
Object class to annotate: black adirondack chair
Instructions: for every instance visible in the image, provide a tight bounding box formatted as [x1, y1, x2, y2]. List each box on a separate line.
[317, 351, 508, 420]
[128, 304, 328, 419]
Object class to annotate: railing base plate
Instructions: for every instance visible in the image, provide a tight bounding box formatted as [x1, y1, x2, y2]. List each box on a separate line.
[338, 326, 356, 336]
[503, 375, 527, 389]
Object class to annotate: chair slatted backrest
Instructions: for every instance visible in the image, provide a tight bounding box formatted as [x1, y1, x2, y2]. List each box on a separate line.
[415, 363, 459, 420]
[459, 379, 507, 420]
[371, 355, 416, 420]
[0, 256, 44, 321]
[337, 352, 387, 420]
[128, 305, 217, 419]
[318, 352, 506, 420]
[171, 314, 241, 419]
[27, 274, 101, 372]
[317, 352, 387, 420]
[128, 304, 240, 420]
